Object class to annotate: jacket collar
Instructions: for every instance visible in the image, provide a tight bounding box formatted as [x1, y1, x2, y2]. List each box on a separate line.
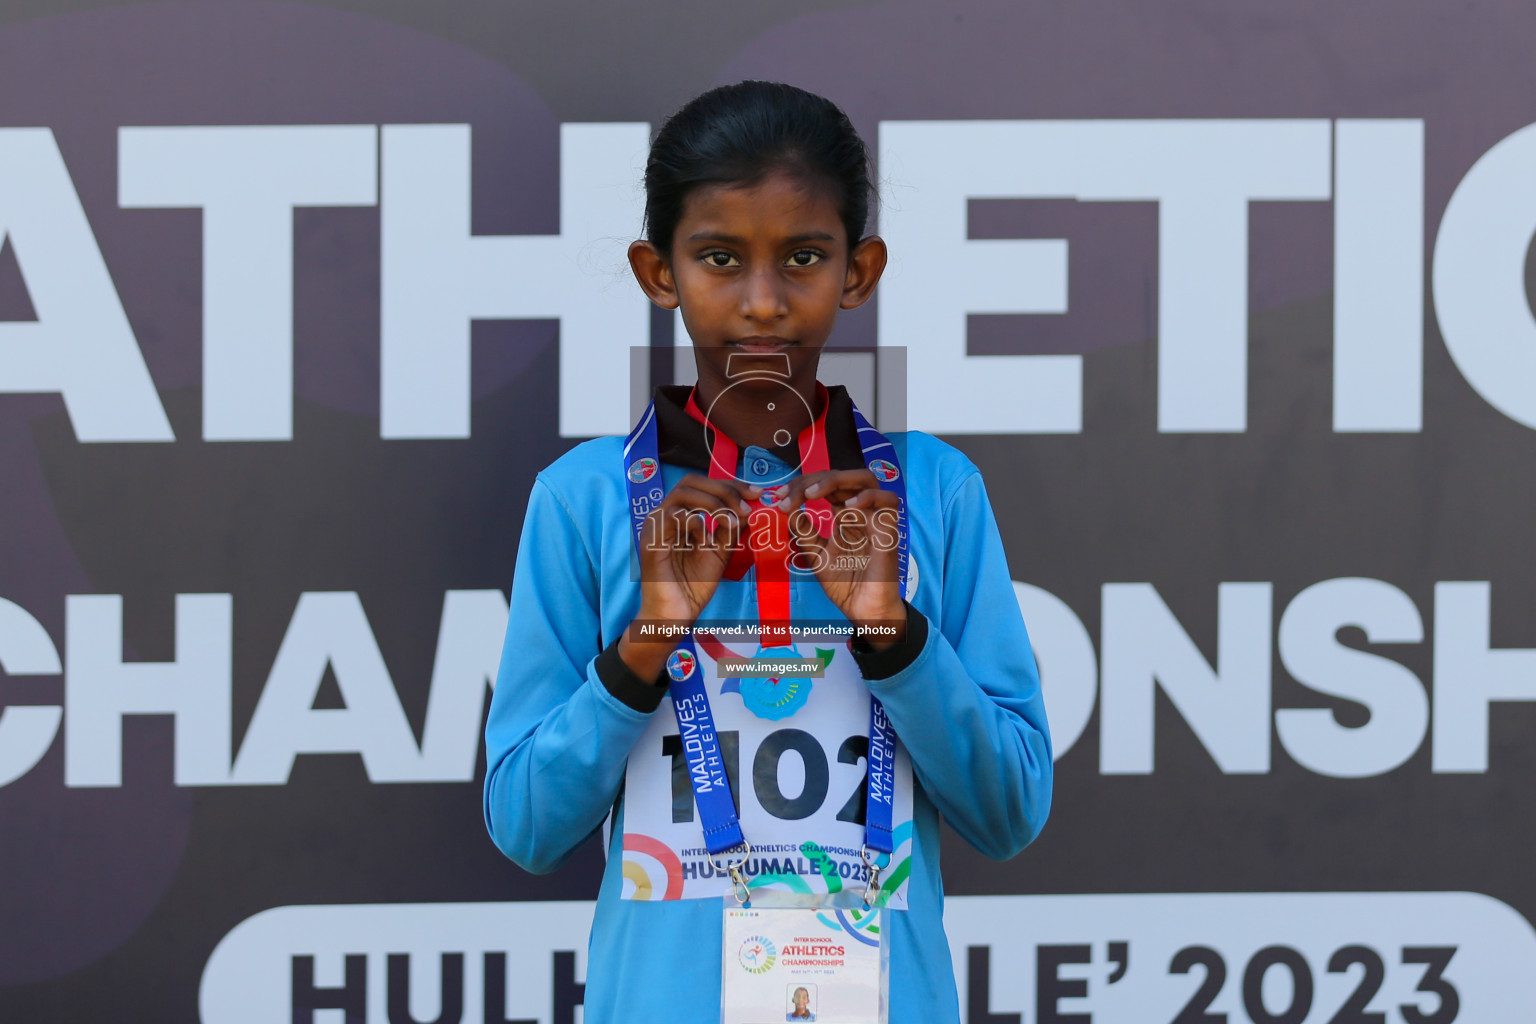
[652, 383, 866, 474]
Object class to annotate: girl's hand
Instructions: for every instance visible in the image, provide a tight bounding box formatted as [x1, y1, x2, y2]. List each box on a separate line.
[618, 474, 760, 681]
[772, 470, 906, 648]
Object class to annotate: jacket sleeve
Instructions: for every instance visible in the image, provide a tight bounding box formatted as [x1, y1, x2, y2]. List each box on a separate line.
[481, 476, 661, 874]
[862, 468, 1054, 860]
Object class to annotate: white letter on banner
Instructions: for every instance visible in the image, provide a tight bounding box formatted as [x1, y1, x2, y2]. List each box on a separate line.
[1433, 123, 1536, 430]
[231, 592, 420, 784]
[1433, 582, 1536, 772]
[1100, 582, 1272, 774]
[0, 598, 63, 788]
[940, 892, 1536, 1018]
[380, 123, 649, 439]
[879, 120, 1330, 434]
[64, 594, 232, 787]
[414, 589, 508, 782]
[199, 901, 598, 1024]
[1333, 120, 1425, 432]
[1012, 582, 1095, 760]
[0, 129, 172, 441]
[878, 121, 1072, 433]
[119, 125, 378, 441]
[1276, 578, 1427, 777]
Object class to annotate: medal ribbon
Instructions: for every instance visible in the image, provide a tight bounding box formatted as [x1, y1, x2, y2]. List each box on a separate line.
[622, 405, 743, 853]
[848, 401, 905, 855]
[622, 387, 907, 859]
[683, 383, 832, 646]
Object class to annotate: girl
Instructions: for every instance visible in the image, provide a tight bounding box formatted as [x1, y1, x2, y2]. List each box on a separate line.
[483, 81, 1052, 1023]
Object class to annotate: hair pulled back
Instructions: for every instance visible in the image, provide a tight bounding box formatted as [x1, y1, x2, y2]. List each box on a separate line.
[643, 81, 875, 256]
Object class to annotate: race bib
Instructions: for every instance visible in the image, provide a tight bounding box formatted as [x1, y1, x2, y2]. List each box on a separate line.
[619, 631, 914, 908]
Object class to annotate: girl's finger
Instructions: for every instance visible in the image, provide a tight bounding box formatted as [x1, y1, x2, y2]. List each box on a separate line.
[676, 472, 764, 502]
[663, 483, 747, 518]
[843, 487, 899, 509]
[651, 502, 740, 554]
[827, 498, 902, 555]
[805, 480, 891, 510]
[775, 470, 878, 510]
[770, 471, 832, 510]
[669, 474, 762, 515]
[681, 509, 737, 555]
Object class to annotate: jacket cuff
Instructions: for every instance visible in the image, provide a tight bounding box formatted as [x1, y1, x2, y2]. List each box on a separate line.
[595, 639, 668, 714]
[849, 602, 929, 681]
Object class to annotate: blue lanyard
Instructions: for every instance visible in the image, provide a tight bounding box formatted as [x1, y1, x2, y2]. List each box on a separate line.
[621, 393, 906, 858]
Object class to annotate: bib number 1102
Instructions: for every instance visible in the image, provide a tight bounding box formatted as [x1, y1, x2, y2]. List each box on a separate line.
[660, 730, 870, 825]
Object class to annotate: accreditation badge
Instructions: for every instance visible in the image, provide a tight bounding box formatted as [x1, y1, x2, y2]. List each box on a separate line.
[722, 891, 888, 1024]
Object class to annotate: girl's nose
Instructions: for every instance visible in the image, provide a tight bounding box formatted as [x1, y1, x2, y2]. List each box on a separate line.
[739, 265, 789, 322]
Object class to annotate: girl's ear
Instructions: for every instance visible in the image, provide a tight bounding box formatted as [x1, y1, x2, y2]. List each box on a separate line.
[840, 235, 888, 310]
[628, 240, 679, 309]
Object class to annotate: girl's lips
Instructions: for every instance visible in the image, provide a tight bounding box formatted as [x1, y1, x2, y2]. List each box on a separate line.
[730, 338, 794, 352]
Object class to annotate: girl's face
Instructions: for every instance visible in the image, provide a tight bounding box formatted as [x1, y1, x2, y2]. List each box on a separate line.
[629, 168, 885, 393]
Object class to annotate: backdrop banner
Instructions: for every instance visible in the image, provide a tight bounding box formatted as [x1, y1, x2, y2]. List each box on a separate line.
[1, 1, 1533, 1021]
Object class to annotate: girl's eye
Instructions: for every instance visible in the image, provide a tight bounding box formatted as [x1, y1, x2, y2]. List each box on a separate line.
[787, 250, 823, 267]
[703, 251, 739, 268]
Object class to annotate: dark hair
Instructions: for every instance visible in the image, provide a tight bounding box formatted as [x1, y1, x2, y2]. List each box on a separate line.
[643, 81, 875, 256]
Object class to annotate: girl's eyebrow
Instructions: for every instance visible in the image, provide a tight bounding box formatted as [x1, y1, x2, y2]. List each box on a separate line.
[686, 230, 838, 243]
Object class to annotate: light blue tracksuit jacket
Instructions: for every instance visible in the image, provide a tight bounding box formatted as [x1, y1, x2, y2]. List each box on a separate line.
[483, 428, 1052, 1023]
